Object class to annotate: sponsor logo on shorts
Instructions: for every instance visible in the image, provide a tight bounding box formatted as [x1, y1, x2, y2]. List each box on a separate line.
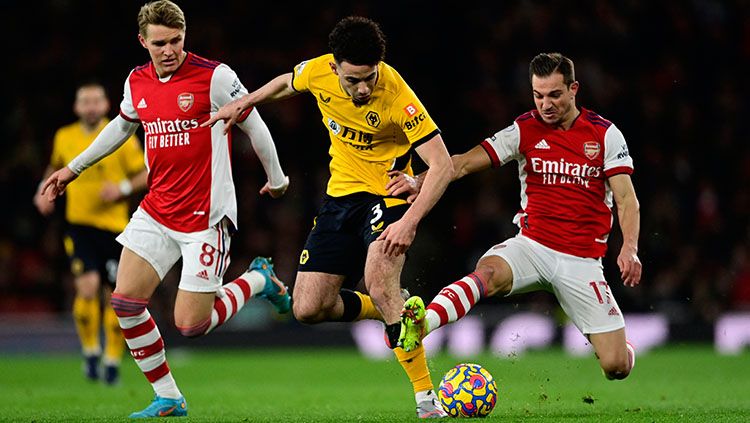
[608, 307, 620, 316]
[371, 221, 384, 233]
[196, 269, 209, 280]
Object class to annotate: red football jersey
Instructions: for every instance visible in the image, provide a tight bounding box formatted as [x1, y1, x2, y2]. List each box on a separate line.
[481, 108, 634, 258]
[119, 52, 250, 233]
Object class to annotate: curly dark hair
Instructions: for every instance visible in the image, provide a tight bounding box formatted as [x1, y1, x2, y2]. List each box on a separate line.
[328, 16, 386, 66]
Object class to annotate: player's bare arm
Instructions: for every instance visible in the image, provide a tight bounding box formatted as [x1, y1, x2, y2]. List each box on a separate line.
[451, 144, 494, 180]
[203, 73, 299, 133]
[609, 173, 642, 287]
[386, 142, 494, 200]
[378, 134, 452, 256]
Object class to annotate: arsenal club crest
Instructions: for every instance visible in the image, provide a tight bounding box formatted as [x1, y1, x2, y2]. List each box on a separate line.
[583, 141, 600, 160]
[177, 93, 194, 112]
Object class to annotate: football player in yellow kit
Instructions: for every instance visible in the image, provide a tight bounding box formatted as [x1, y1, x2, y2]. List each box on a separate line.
[34, 82, 147, 384]
[205, 16, 453, 418]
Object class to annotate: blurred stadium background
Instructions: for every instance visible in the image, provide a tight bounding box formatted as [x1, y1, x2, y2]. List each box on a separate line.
[1, 0, 748, 359]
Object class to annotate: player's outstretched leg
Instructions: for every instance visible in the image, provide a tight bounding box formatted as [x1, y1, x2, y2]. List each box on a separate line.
[129, 395, 188, 418]
[398, 296, 427, 352]
[400, 273, 488, 352]
[184, 257, 292, 338]
[251, 257, 291, 314]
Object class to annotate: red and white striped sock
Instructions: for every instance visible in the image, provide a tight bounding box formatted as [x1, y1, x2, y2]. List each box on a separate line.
[424, 273, 487, 334]
[175, 272, 266, 337]
[111, 293, 181, 399]
[207, 272, 265, 334]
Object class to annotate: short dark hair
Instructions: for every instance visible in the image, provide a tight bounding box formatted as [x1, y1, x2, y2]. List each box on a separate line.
[529, 53, 575, 86]
[328, 16, 386, 66]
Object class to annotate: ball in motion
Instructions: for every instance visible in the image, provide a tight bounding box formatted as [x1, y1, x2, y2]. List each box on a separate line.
[438, 363, 498, 418]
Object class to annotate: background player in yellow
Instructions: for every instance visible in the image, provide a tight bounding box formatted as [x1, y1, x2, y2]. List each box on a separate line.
[33, 82, 147, 385]
[206, 16, 453, 418]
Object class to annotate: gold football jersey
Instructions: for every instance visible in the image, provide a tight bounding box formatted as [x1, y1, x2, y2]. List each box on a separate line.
[292, 54, 440, 197]
[50, 119, 144, 233]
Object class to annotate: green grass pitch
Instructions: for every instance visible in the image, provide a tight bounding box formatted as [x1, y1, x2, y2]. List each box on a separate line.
[0, 345, 748, 422]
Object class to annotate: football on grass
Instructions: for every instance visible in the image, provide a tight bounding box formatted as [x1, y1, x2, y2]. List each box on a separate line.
[438, 363, 498, 417]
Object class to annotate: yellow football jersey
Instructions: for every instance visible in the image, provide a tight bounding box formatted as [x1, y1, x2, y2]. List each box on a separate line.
[292, 54, 440, 197]
[50, 119, 144, 233]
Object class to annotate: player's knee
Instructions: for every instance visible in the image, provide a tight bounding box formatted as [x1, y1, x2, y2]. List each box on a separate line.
[600, 356, 631, 380]
[75, 272, 101, 299]
[110, 293, 148, 318]
[175, 317, 211, 338]
[475, 262, 511, 296]
[292, 301, 327, 324]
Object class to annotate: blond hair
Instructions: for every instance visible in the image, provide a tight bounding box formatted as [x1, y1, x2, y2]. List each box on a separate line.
[137, 0, 186, 38]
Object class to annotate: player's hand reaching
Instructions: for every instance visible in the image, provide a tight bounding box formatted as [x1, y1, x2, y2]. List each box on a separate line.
[201, 96, 252, 135]
[259, 176, 290, 199]
[40, 167, 78, 203]
[386, 170, 420, 203]
[33, 184, 55, 216]
[617, 245, 642, 287]
[376, 216, 418, 257]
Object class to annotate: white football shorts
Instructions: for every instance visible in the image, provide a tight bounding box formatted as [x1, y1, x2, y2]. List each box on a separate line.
[116, 208, 232, 293]
[481, 234, 625, 335]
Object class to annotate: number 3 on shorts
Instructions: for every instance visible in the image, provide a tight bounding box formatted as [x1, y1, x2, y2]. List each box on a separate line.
[370, 203, 383, 224]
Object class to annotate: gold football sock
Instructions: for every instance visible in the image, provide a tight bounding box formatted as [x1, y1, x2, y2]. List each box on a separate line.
[394, 344, 434, 394]
[73, 296, 101, 356]
[103, 304, 124, 365]
[355, 292, 384, 321]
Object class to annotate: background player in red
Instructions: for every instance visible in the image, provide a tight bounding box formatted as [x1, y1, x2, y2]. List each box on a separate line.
[396, 52, 641, 381]
[41, 0, 290, 417]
